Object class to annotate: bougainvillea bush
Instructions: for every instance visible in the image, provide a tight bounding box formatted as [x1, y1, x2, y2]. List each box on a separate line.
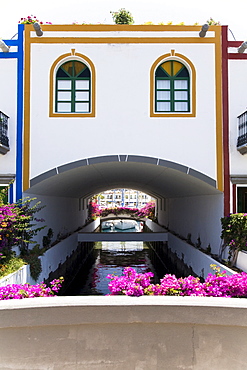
[0, 188, 45, 280]
[0, 195, 45, 258]
[107, 265, 247, 298]
[0, 277, 64, 300]
[89, 201, 156, 221]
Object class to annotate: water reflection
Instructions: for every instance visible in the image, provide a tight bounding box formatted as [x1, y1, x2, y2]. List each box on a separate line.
[67, 241, 159, 296]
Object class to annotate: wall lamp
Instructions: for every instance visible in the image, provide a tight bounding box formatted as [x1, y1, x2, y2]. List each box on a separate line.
[199, 24, 209, 38]
[0, 39, 10, 52]
[33, 22, 43, 37]
[238, 41, 247, 53]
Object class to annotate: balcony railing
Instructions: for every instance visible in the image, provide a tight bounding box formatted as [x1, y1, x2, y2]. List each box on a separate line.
[0, 111, 10, 154]
[237, 110, 247, 154]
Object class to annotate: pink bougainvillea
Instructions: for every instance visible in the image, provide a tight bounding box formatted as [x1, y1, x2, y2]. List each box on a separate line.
[0, 277, 63, 300]
[107, 265, 247, 298]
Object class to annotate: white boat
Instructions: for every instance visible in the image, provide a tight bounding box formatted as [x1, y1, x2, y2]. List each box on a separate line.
[101, 221, 113, 230]
[114, 220, 138, 230]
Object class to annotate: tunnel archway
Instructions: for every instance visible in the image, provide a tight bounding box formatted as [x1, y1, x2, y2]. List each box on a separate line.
[26, 154, 223, 255]
[29, 154, 219, 199]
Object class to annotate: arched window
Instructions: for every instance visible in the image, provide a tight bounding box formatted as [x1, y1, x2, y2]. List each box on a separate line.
[49, 51, 95, 117]
[56, 60, 91, 113]
[150, 51, 196, 117]
[155, 60, 190, 113]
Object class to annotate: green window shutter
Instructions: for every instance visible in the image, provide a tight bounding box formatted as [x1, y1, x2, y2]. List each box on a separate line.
[55, 60, 91, 113]
[155, 60, 190, 113]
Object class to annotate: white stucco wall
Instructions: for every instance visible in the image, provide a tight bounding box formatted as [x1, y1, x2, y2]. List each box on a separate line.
[168, 233, 234, 278]
[25, 193, 87, 247]
[167, 193, 224, 254]
[228, 59, 247, 175]
[28, 27, 218, 182]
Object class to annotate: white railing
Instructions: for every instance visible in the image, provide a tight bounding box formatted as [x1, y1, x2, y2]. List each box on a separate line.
[0, 265, 31, 286]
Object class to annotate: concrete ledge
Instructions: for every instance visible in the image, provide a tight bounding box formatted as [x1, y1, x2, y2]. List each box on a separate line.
[1, 295, 247, 327]
[1, 296, 247, 369]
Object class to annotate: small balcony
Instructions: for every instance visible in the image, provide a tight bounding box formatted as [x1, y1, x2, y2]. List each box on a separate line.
[237, 110, 247, 155]
[0, 111, 10, 154]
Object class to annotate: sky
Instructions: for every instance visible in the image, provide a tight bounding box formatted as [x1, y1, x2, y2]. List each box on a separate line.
[1, 0, 247, 41]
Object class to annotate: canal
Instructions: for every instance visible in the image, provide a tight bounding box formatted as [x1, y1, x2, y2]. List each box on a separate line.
[63, 220, 172, 296]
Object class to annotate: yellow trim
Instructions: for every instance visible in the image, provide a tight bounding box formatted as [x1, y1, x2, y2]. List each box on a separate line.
[26, 24, 219, 32]
[23, 27, 31, 192]
[28, 37, 216, 44]
[49, 52, 96, 117]
[23, 24, 223, 192]
[150, 51, 196, 118]
[214, 27, 223, 192]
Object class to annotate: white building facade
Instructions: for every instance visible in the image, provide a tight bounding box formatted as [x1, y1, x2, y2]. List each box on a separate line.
[1, 23, 245, 254]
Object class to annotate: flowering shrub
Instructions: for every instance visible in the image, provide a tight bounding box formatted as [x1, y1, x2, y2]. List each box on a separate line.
[88, 200, 101, 221]
[19, 15, 52, 25]
[0, 277, 64, 300]
[107, 265, 247, 298]
[0, 188, 45, 280]
[220, 213, 247, 265]
[136, 202, 155, 219]
[0, 194, 45, 258]
[90, 202, 156, 221]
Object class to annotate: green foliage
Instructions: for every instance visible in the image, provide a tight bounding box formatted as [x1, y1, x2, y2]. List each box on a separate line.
[0, 186, 46, 280]
[0, 253, 26, 279]
[23, 251, 42, 281]
[220, 213, 247, 265]
[111, 8, 134, 25]
[0, 193, 45, 258]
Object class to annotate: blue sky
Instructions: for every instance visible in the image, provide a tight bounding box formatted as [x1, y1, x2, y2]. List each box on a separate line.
[1, 0, 247, 41]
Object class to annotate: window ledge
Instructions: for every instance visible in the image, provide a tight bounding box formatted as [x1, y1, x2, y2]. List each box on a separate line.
[150, 112, 195, 118]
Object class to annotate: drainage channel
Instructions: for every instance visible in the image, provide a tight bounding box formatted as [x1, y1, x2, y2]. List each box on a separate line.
[63, 241, 170, 296]
[61, 220, 177, 296]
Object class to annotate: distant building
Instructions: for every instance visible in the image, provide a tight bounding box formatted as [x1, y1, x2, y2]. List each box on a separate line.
[96, 189, 154, 209]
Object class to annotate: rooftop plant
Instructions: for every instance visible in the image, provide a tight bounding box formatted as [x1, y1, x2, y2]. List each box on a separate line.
[19, 15, 52, 25]
[207, 17, 220, 25]
[110, 8, 134, 25]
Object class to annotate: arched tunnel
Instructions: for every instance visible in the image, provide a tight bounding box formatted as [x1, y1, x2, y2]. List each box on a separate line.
[25, 154, 223, 255]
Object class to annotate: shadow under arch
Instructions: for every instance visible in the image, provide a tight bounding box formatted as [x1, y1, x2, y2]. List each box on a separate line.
[28, 154, 220, 199]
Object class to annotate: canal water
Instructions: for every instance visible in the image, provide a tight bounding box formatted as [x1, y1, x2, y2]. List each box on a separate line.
[65, 220, 169, 296]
